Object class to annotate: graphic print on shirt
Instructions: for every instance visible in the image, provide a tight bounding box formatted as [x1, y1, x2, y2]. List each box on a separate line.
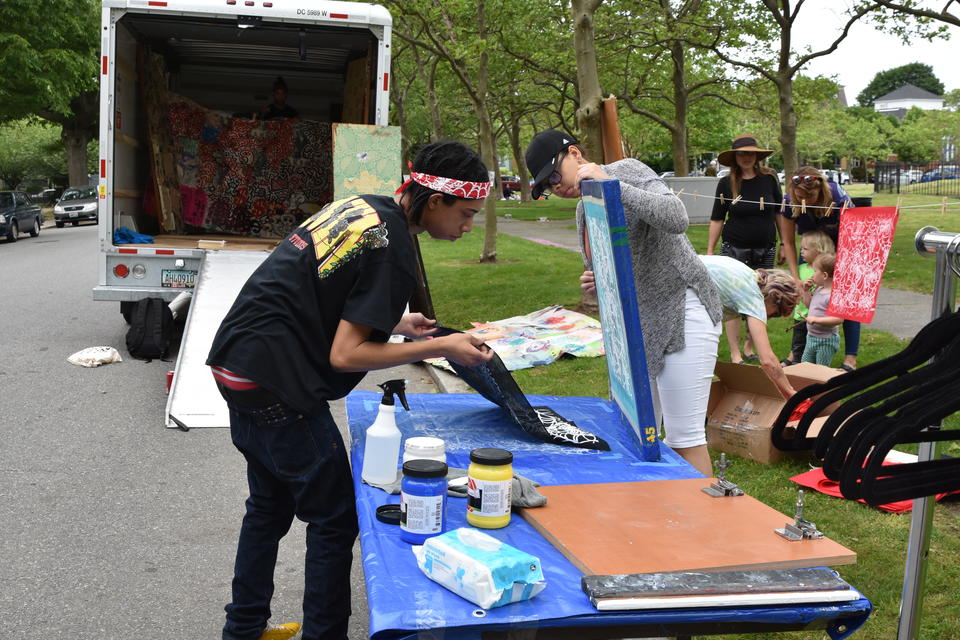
[299, 197, 390, 278]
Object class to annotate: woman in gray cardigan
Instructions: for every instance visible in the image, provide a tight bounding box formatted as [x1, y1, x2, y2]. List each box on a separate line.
[525, 130, 723, 475]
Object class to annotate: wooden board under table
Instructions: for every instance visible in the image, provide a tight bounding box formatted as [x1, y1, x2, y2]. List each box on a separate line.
[116, 234, 280, 252]
[519, 479, 856, 576]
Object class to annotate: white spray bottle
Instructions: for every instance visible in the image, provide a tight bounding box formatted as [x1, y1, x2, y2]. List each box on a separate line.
[361, 379, 409, 486]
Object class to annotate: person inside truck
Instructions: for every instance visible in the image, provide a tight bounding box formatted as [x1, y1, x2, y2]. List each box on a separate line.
[207, 140, 494, 640]
[258, 76, 299, 120]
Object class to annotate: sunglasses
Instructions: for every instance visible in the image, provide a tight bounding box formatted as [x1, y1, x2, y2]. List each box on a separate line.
[792, 175, 821, 185]
[541, 151, 567, 194]
[768, 297, 796, 319]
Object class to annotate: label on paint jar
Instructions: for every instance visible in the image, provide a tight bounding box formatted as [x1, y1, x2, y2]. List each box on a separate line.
[401, 492, 444, 534]
[467, 477, 512, 517]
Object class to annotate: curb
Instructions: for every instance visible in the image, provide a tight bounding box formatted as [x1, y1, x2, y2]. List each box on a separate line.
[421, 361, 471, 394]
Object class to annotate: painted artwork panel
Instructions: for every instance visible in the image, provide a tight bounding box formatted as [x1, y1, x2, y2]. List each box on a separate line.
[581, 179, 660, 461]
[827, 207, 899, 323]
[332, 123, 402, 199]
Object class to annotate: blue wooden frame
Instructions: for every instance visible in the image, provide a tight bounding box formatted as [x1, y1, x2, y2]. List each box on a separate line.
[580, 178, 660, 461]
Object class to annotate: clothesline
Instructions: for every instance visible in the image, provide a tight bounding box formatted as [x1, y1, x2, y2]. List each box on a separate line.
[668, 188, 960, 213]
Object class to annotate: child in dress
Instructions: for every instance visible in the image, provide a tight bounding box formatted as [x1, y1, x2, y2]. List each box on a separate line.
[783, 231, 835, 365]
[802, 253, 843, 365]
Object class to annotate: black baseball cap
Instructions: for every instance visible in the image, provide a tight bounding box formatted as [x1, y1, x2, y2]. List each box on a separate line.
[525, 130, 579, 199]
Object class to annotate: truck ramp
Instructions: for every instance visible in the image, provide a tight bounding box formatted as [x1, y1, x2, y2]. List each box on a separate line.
[165, 250, 268, 429]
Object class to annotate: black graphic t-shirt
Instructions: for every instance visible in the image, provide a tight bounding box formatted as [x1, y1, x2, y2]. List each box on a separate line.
[207, 195, 416, 414]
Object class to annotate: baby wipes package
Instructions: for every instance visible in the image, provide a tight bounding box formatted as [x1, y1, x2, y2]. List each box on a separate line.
[412, 527, 546, 609]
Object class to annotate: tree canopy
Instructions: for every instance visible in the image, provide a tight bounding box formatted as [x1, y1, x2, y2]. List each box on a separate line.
[856, 62, 945, 106]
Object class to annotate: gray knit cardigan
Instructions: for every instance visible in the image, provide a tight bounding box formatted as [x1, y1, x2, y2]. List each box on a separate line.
[576, 158, 723, 378]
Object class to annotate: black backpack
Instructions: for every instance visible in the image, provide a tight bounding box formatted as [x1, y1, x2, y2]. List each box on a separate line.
[126, 297, 174, 361]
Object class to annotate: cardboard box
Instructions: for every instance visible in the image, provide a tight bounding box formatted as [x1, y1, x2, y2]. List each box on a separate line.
[706, 362, 843, 464]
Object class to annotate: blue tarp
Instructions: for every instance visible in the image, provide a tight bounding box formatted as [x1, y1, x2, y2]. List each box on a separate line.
[347, 391, 871, 640]
[113, 226, 154, 244]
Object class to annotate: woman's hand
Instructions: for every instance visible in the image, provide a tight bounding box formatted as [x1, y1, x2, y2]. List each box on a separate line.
[580, 270, 596, 294]
[576, 163, 610, 185]
[392, 313, 439, 339]
[438, 333, 495, 366]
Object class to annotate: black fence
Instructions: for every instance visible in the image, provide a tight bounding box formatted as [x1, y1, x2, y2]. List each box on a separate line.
[875, 161, 960, 197]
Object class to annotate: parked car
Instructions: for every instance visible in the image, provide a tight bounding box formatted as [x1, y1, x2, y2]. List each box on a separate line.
[659, 171, 676, 179]
[500, 174, 521, 191]
[53, 186, 99, 227]
[824, 169, 852, 185]
[0, 190, 43, 242]
[920, 167, 960, 183]
[36, 187, 65, 205]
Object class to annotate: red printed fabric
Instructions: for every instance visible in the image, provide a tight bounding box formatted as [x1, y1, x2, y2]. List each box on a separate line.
[827, 207, 899, 323]
[410, 171, 491, 200]
[165, 94, 332, 237]
[790, 466, 958, 514]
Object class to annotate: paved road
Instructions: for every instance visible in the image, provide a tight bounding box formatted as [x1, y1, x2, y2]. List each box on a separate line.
[0, 223, 435, 639]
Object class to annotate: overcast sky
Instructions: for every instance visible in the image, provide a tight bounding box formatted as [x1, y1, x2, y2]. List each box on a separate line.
[791, 1, 959, 103]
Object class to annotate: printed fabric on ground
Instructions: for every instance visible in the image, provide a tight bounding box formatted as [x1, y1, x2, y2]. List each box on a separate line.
[207, 195, 416, 415]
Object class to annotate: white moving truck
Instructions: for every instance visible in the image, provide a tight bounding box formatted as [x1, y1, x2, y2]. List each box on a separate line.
[95, 0, 399, 428]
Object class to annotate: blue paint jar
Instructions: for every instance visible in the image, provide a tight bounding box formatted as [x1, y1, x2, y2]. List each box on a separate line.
[400, 459, 448, 545]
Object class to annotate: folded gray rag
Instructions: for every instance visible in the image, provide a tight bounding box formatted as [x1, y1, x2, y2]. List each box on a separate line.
[363, 466, 547, 508]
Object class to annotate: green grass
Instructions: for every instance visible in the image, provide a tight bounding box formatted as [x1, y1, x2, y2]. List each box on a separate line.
[421, 230, 960, 640]
[494, 197, 578, 221]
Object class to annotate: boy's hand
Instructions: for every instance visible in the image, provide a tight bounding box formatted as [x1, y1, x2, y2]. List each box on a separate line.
[576, 163, 610, 185]
[440, 333, 494, 366]
[393, 313, 439, 339]
[580, 270, 596, 294]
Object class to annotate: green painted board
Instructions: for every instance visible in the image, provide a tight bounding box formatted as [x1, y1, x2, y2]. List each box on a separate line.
[332, 123, 402, 200]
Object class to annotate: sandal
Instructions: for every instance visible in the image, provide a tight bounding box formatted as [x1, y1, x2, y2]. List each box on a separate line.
[780, 358, 798, 367]
[742, 354, 760, 364]
[839, 363, 856, 373]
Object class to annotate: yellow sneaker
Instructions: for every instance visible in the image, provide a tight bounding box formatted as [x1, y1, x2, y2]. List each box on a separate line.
[258, 622, 302, 640]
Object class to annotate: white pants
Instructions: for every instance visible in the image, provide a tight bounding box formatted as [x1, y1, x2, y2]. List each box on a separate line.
[650, 288, 721, 449]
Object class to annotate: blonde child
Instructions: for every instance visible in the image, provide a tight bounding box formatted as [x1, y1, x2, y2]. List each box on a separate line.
[802, 253, 843, 365]
[782, 231, 835, 365]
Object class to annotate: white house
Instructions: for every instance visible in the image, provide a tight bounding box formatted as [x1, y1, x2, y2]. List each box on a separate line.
[874, 83, 944, 119]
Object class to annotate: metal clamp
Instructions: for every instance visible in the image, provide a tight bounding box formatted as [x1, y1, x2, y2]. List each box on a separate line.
[702, 453, 745, 498]
[776, 490, 824, 541]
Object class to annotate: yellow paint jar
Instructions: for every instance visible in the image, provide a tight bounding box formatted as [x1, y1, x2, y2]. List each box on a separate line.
[466, 448, 513, 529]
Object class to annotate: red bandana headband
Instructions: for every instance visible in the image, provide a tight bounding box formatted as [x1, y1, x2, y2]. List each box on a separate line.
[396, 170, 491, 200]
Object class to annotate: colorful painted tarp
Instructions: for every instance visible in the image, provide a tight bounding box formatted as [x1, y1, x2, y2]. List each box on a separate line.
[426, 305, 604, 372]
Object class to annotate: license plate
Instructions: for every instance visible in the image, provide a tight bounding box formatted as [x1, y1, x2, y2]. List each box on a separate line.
[161, 269, 197, 288]
[69, 212, 78, 218]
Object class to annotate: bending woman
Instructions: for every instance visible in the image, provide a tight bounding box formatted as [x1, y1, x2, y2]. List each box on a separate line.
[526, 130, 723, 476]
[698, 256, 801, 399]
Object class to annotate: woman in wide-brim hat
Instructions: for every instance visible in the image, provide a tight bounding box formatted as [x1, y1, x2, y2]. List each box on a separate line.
[707, 134, 790, 364]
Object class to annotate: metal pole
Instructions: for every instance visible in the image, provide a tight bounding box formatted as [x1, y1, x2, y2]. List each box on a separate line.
[898, 228, 960, 639]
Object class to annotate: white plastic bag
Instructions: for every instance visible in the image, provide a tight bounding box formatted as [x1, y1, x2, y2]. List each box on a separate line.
[68, 346, 123, 368]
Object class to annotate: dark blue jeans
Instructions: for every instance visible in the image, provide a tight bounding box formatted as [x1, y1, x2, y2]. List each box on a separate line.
[223, 399, 358, 640]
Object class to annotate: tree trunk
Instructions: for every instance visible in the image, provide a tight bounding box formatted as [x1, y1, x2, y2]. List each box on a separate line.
[777, 74, 800, 178]
[427, 58, 444, 142]
[670, 41, 689, 176]
[62, 126, 90, 188]
[572, 0, 604, 162]
[476, 0, 498, 263]
[508, 117, 531, 202]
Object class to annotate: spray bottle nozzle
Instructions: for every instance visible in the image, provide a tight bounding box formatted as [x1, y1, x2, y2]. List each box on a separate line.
[377, 379, 410, 411]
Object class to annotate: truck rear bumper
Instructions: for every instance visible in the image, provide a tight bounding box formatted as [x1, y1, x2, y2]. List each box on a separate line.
[93, 284, 193, 302]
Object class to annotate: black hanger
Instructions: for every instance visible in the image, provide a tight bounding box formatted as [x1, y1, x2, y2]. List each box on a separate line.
[814, 334, 960, 468]
[771, 310, 960, 452]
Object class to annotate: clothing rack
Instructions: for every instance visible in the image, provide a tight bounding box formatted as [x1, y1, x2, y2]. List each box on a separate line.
[899, 226, 960, 639]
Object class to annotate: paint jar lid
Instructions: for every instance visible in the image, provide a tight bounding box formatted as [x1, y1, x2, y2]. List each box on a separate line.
[470, 447, 513, 465]
[375, 504, 401, 525]
[404, 436, 446, 458]
[402, 459, 448, 478]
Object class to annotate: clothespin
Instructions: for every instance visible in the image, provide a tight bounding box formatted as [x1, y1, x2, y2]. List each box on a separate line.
[693, 192, 699, 200]
[676, 189, 685, 197]
[720, 193, 725, 205]
[780, 198, 787, 213]
[731, 195, 743, 205]
[760, 197, 765, 210]
[896, 196, 902, 211]
[840, 200, 849, 217]
[943, 197, 949, 215]
[801, 199, 807, 215]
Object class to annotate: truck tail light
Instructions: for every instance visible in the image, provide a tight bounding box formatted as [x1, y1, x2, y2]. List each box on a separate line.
[114, 264, 129, 278]
[132, 264, 147, 279]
